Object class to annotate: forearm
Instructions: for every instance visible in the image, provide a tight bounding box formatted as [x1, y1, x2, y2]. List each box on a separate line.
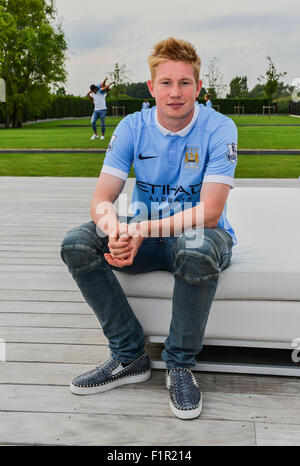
[86, 91, 93, 101]
[90, 198, 120, 237]
[141, 203, 219, 238]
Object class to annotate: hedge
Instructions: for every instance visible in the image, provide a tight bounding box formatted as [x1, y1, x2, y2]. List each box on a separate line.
[0, 95, 94, 125]
[0, 95, 292, 126]
[107, 97, 272, 115]
[290, 101, 300, 115]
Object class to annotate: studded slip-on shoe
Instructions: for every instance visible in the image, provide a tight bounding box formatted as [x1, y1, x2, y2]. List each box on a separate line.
[70, 352, 151, 395]
[166, 368, 202, 420]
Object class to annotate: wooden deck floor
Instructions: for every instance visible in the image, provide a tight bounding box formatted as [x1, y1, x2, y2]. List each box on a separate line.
[1, 176, 300, 446]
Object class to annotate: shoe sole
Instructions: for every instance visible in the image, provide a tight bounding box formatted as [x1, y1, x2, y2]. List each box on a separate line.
[70, 370, 151, 395]
[169, 398, 202, 420]
[166, 374, 202, 420]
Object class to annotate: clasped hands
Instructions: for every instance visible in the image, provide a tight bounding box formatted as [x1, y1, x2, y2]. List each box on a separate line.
[104, 221, 146, 268]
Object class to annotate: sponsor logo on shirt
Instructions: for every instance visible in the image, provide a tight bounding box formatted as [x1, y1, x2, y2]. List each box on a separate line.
[226, 143, 238, 163]
[185, 147, 200, 169]
[138, 154, 158, 160]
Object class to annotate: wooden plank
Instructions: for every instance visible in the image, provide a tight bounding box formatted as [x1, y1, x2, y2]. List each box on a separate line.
[0, 265, 67, 272]
[0, 301, 90, 314]
[0, 361, 97, 385]
[188, 372, 300, 398]
[0, 327, 107, 345]
[0, 412, 255, 446]
[202, 392, 300, 426]
[6, 343, 110, 364]
[1, 384, 300, 427]
[0, 270, 77, 290]
[255, 422, 300, 446]
[0, 257, 64, 265]
[0, 290, 83, 302]
[0, 312, 97, 327]
[0, 384, 171, 417]
[2, 361, 300, 400]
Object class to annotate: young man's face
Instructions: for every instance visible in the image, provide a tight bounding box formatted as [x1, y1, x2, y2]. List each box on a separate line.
[147, 61, 202, 129]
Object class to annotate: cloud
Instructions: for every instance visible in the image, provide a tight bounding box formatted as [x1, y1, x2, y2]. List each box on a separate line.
[178, 10, 299, 33]
[63, 16, 137, 51]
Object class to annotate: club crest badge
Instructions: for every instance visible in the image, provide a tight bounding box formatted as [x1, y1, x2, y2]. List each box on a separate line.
[226, 143, 238, 163]
[185, 147, 200, 169]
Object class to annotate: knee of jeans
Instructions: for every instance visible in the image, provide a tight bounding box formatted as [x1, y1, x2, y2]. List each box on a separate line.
[174, 233, 220, 284]
[60, 223, 105, 274]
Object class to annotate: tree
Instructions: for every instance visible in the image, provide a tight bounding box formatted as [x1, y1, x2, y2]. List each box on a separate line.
[108, 62, 131, 100]
[227, 76, 249, 98]
[247, 83, 265, 98]
[124, 82, 151, 99]
[258, 56, 287, 117]
[202, 57, 226, 99]
[273, 81, 293, 98]
[56, 86, 66, 96]
[0, 0, 67, 127]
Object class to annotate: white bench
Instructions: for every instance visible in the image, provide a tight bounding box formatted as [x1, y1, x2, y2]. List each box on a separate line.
[114, 186, 300, 376]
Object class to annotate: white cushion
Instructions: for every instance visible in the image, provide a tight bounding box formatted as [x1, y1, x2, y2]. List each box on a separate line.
[114, 188, 300, 301]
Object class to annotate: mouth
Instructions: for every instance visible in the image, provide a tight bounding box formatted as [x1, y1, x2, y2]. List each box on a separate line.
[167, 102, 185, 109]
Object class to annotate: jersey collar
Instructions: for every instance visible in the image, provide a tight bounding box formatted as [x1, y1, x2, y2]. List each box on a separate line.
[155, 103, 199, 137]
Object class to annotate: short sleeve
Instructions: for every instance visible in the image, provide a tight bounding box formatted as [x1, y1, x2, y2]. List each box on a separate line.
[101, 117, 134, 181]
[203, 117, 238, 188]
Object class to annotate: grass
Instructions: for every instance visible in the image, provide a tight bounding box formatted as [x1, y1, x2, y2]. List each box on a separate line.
[0, 152, 299, 178]
[0, 117, 123, 150]
[0, 115, 299, 150]
[0, 115, 299, 177]
[237, 126, 300, 149]
[0, 152, 135, 177]
[229, 115, 300, 125]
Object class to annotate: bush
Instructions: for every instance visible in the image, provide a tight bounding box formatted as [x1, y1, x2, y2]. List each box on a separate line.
[1, 95, 288, 126]
[290, 101, 300, 115]
[275, 98, 290, 114]
[107, 97, 271, 115]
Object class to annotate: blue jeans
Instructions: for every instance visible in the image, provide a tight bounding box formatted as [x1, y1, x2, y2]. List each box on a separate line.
[60, 218, 233, 369]
[91, 109, 107, 135]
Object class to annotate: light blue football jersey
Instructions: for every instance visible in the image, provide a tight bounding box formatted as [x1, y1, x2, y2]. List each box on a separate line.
[101, 103, 238, 244]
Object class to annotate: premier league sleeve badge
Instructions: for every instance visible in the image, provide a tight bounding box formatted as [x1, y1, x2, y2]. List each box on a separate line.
[226, 143, 238, 163]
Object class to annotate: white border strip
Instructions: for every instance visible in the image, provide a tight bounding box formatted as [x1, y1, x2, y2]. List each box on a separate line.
[203, 174, 235, 188]
[101, 165, 129, 181]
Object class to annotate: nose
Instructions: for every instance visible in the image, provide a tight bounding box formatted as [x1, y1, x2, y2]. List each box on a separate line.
[169, 83, 182, 98]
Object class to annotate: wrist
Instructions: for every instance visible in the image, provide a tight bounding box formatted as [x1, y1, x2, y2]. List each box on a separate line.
[140, 220, 150, 237]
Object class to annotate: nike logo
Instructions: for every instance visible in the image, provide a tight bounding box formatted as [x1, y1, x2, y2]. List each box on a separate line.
[138, 154, 158, 160]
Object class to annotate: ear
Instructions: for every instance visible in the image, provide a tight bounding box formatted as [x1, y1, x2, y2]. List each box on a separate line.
[147, 79, 155, 98]
[196, 79, 203, 98]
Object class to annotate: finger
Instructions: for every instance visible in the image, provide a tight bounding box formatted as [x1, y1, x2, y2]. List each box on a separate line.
[111, 250, 132, 259]
[109, 246, 133, 257]
[108, 240, 130, 249]
[104, 253, 132, 268]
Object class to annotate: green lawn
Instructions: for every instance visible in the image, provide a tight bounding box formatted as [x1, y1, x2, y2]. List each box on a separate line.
[0, 115, 300, 177]
[0, 117, 123, 150]
[237, 126, 300, 149]
[0, 115, 300, 150]
[229, 115, 300, 125]
[0, 153, 299, 178]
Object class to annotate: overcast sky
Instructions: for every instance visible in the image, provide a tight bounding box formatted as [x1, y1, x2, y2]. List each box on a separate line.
[55, 0, 300, 97]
